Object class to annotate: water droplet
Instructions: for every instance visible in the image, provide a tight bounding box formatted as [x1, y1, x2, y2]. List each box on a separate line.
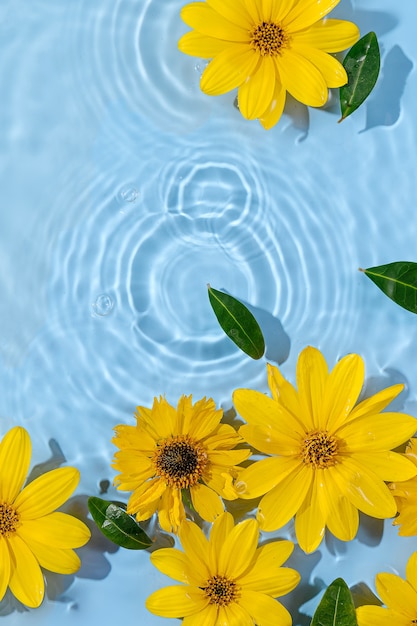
[119, 185, 139, 203]
[92, 294, 114, 316]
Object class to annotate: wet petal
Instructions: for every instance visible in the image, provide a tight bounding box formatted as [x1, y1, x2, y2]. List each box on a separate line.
[182, 605, 218, 626]
[14, 467, 79, 519]
[294, 475, 326, 553]
[295, 346, 328, 429]
[178, 31, 233, 58]
[351, 451, 417, 482]
[150, 548, 192, 584]
[221, 602, 253, 626]
[339, 412, 417, 451]
[179, 520, 211, 579]
[238, 56, 276, 120]
[239, 590, 293, 626]
[0, 539, 11, 602]
[201, 46, 259, 95]
[294, 19, 360, 53]
[276, 49, 328, 106]
[208, 512, 234, 571]
[321, 469, 359, 541]
[206, 0, 253, 30]
[190, 483, 224, 522]
[234, 389, 304, 436]
[158, 486, 185, 533]
[18, 512, 90, 548]
[181, 3, 251, 41]
[218, 518, 259, 578]
[259, 80, 286, 130]
[235, 456, 300, 499]
[285, 0, 341, 31]
[8, 535, 44, 608]
[24, 540, 81, 574]
[376, 572, 417, 615]
[407, 551, 417, 593]
[349, 383, 404, 421]
[239, 542, 299, 596]
[321, 352, 364, 431]
[239, 423, 299, 455]
[146, 585, 208, 618]
[127, 477, 166, 514]
[292, 44, 347, 87]
[257, 465, 312, 532]
[178, 396, 222, 440]
[356, 605, 408, 626]
[0, 427, 31, 503]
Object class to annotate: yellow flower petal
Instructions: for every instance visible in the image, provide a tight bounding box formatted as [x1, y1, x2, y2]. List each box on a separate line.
[349, 383, 404, 421]
[239, 590, 293, 626]
[267, 362, 304, 422]
[8, 535, 44, 608]
[322, 352, 364, 432]
[285, 0, 341, 31]
[112, 423, 155, 451]
[218, 518, 259, 578]
[236, 455, 299, 499]
[201, 46, 259, 95]
[208, 448, 251, 467]
[320, 470, 358, 541]
[351, 451, 417, 482]
[257, 465, 313, 532]
[239, 423, 299, 455]
[206, 0, 253, 30]
[178, 31, 233, 58]
[294, 19, 360, 53]
[0, 427, 31, 503]
[14, 467, 79, 520]
[239, 542, 299, 596]
[182, 605, 219, 626]
[0, 539, 11, 602]
[221, 602, 253, 625]
[190, 482, 224, 522]
[146, 585, 208, 618]
[294, 476, 326, 553]
[235, 389, 304, 437]
[126, 477, 166, 514]
[259, 80, 286, 130]
[178, 396, 222, 440]
[406, 551, 417, 592]
[158, 486, 185, 533]
[26, 540, 81, 575]
[181, 2, 251, 41]
[356, 605, 406, 626]
[292, 44, 347, 87]
[238, 55, 276, 120]
[179, 520, 211, 579]
[150, 548, 190, 583]
[276, 49, 328, 106]
[332, 458, 397, 518]
[296, 346, 328, 429]
[208, 511, 234, 571]
[17, 512, 90, 549]
[339, 412, 417, 451]
[376, 572, 417, 615]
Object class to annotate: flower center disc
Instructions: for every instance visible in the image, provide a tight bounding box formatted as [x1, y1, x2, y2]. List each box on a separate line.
[203, 575, 240, 606]
[153, 434, 208, 488]
[250, 21, 288, 56]
[301, 430, 339, 469]
[0, 503, 20, 536]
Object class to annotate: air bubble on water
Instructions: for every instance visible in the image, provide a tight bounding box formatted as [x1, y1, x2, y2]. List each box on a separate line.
[118, 185, 139, 203]
[92, 294, 114, 317]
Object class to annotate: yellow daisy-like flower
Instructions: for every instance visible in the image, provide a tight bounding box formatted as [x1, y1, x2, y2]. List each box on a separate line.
[389, 437, 417, 536]
[0, 426, 91, 608]
[146, 511, 300, 625]
[233, 346, 417, 553]
[112, 395, 251, 533]
[356, 550, 417, 625]
[178, 0, 360, 129]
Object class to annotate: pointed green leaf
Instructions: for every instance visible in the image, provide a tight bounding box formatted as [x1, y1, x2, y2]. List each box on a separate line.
[360, 262, 417, 314]
[207, 285, 265, 360]
[311, 578, 358, 626]
[339, 32, 380, 121]
[88, 496, 152, 549]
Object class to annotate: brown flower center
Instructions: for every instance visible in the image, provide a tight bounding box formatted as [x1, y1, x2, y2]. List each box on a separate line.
[250, 21, 289, 56]
[301, 430, 339, 469]
[203, 575, 240, 606]
[152, 434, 209, 488]
[0, 503, 20, 536]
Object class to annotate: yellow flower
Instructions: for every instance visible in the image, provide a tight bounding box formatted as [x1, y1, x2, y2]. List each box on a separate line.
[389, 437, 417, 535]
[356, 550, 417, 625]
[0, 426, 91, 608]
[112, 395, 251, 533]
[178, 0, 360, 129]
[146, 511, 300, 625]
[233, 346, 417, 553]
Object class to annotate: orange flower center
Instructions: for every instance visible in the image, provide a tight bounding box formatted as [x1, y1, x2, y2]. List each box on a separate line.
[250, 21, 289, 56]
[301, 430, 339, 469]
[203, 574, 240, 606]
[0, 502, 20, 536]
[152, 434, 209, 488]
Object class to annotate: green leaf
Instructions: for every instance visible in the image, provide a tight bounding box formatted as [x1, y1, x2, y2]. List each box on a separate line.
[87, 496, 152, 550]
[360, 262, 417, 314]
[207, 285, 265, 360]
[339, 32, 380, 121]
[310, 578, 358, 626]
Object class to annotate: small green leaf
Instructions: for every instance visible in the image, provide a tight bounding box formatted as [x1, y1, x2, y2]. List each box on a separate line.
[360, 262, 417, 314]
[339, 32, 380, 121]
[207, 285, 265, 360]
[310, 578, 358, 626]
[87, 496, 152, 550]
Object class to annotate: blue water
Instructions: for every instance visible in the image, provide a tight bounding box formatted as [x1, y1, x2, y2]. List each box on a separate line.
[1, 0, 417, 623]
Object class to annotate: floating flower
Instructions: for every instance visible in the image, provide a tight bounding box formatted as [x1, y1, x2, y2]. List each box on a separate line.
[356, 550, 417, 625]
[146, 511, 300, 625]
[178, 0, 360, 129]
[389, 437, 417, 535]
[112, 395, 250, 533]
[233, 346, 417, 553]
[0, 426, 90, 608]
